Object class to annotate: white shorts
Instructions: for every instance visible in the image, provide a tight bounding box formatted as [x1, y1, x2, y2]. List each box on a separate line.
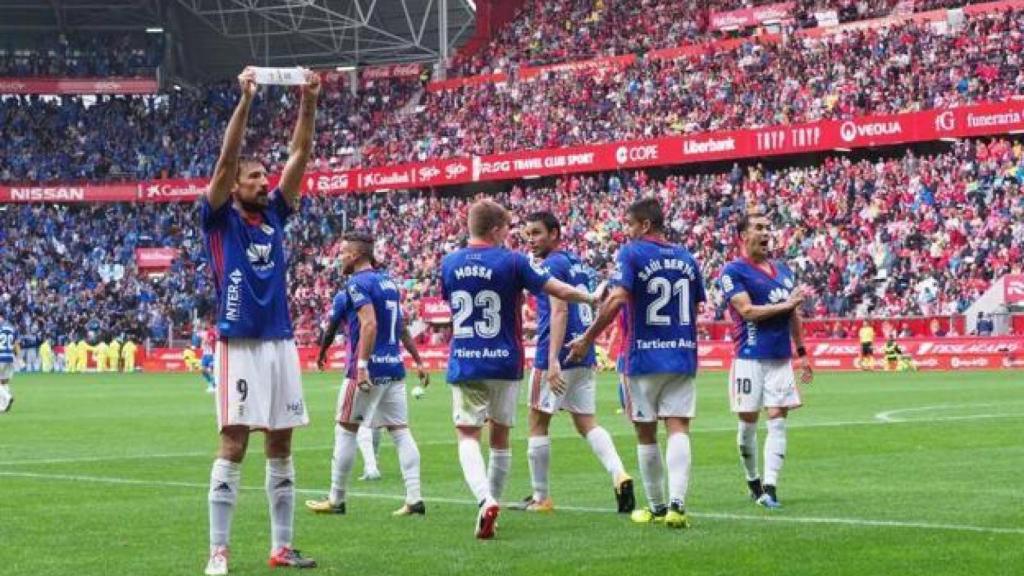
[0, 363, 13, 381]
[452, 379, 520, 427]
[729, 358, 802, 413]
[214, 339, 309, 431]
[623, 373, 696, 423]
[528, 367, 596, 415]
[336, 378, 408, 427]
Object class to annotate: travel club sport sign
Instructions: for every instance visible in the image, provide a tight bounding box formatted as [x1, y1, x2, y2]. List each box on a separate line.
[3, 99, 1024, 203]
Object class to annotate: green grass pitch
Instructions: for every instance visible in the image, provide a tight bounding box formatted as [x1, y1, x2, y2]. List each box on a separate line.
[1, 370, 1022, 575]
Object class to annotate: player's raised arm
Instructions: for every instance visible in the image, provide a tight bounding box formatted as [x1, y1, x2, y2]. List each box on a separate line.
[207, 67, 257, 210]
[566, 285, 628, 363]
[277, 69, 321, 211]
[728, 289, 803, 323]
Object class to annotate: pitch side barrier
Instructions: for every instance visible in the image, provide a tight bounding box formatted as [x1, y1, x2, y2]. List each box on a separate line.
[131, 336, 1024, 372]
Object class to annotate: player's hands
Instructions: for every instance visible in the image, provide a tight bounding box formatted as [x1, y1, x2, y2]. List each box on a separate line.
[238, 67, 258, 100]
[415, 363, 430, 388]
[546, 362, 567, 396]
[357, 366, 371, 392]
[301, 69, 321, 101]
[795, 356, 814, 385]
[566, 336, 590, 364]
[786, 288, 805, 311]
[316, 351, 328, 372]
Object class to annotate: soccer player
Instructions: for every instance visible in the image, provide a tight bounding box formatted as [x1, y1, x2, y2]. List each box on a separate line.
[201, 328, 216, 392]
[40, 339, 54, 373]
[719, 212, 812, 509]
[107, 338, 121, 373]
[95, 340, 109, 372]
[0, 314, 19, 413]
[441, 200, 598, 539]
[306, 232, 430, 517]
[64, 339, 77, 373]
[121, 339, 137, 373]
[315, 285, 383, 481]
[75, 337, 91, 372]
[568, 197, 705, 529]
[518, 211, 634, 514]
[201, 66, 320, 575]
[858, 322, 876, 370]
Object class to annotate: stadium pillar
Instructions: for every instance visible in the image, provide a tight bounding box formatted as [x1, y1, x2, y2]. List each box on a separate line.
[437, 0, 449, 81]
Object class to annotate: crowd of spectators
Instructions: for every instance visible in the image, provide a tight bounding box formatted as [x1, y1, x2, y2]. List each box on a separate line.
[3, 138, 1020, 346]
[0, 75, 420, 183]
[363, 8, 1024, 164]
[4, 7, 1023, 181]
[448, 0, 979, 76]
[0, 33, 162, 78]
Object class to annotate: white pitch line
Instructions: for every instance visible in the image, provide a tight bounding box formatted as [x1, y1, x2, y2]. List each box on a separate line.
[874, 402, 1014, 423]
[4, 412, 1022, 467]
[1, 470, 1021, 536]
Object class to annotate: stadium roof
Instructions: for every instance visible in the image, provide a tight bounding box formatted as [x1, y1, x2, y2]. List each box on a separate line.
[0, 0, 477, 81]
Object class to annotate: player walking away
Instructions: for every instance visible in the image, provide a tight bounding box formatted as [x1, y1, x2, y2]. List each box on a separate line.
[314, 289, 384, 481]
[441, 200, 598, 540]
[306, 233, 430, 517]
[720, 212, 813, 510]
[201, 67, 320, 576]
[0, 313, 19, 413]
[568, 197, 705, 530]
[201, 325, 216, 393]
[858, 322, 876, 371]
[517, 211, 634, 514]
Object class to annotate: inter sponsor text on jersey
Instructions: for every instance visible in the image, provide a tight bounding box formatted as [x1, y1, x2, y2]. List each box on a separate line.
[441, 244, 551, 383]
[611, 238, 705, 377]
[340, 269, 406, 381]
[720, 259, 796, 359]
[201, 190, 293, 340]
[531, 250, 596, 370]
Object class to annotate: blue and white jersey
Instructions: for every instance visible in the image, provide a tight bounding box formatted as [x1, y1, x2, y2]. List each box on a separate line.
[720, 258, 796, 360]
[0, 323, 16, 364]
[531, 250, 595, 370]
[201, 190, 294, 340]
[441, 244, 551, 383]
[341, 269, 406, 382]
[611, 238, 705, 377]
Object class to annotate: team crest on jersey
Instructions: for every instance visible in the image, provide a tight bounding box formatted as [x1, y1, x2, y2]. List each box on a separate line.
[721, 274, 734, 292]
[768, 288, 790, 303]
[260, 223, 275, 236]
[246, 243, 274, 271]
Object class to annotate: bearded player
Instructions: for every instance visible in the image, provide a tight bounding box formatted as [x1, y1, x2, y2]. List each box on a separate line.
[719, 212, 812, 510]
[202, 67, 319, 575]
